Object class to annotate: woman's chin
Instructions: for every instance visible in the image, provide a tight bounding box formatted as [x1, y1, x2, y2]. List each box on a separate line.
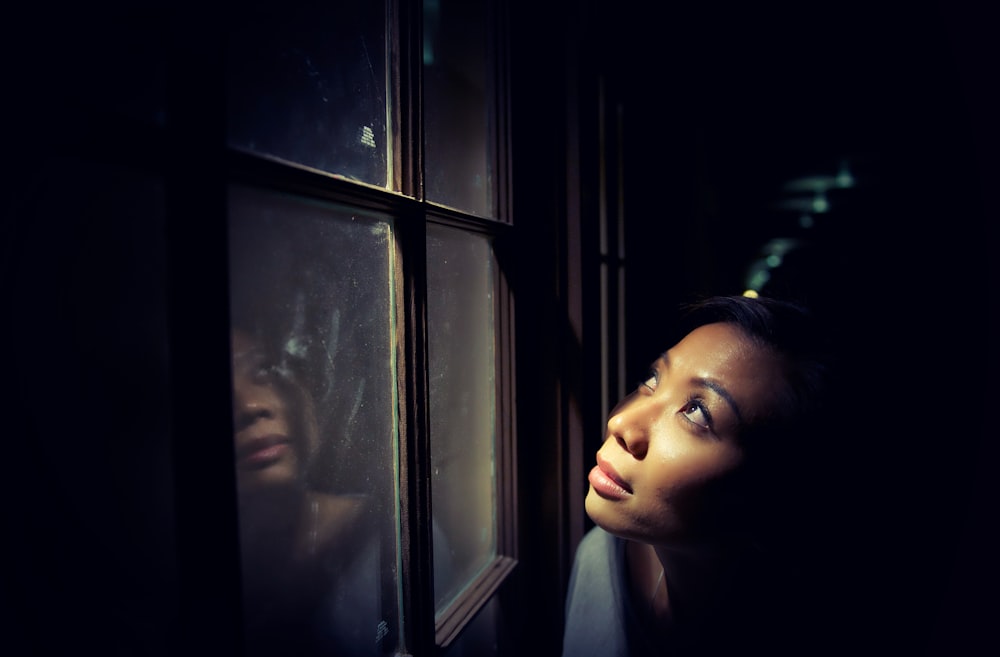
[237, 463, 301, 497]
[584, 487, 626, 532]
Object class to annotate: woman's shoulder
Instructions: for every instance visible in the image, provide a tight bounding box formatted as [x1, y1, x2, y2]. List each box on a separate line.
[306, 491, 375, 560]
[566, 525, 631, 614]
[569, 525, 623, 582]
[577, 524, 619, 555]
[563, 526, 631, 657]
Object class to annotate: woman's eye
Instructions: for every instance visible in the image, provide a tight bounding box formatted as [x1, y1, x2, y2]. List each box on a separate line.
[639, 370, 658, 392]
[681, 400, 711, 429]
[250, 361, 281, 383]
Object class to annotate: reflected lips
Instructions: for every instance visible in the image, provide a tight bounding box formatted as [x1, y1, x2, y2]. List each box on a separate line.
[238, 435, 291, 468]
[589, 454, 632, 500]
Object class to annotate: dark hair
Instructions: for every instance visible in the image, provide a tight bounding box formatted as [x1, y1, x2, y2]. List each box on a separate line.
[677, 294, 833, 430]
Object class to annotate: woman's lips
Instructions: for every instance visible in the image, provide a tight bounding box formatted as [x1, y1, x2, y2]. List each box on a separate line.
[589, 453, 632, 500]
[237, 434, 292, 469]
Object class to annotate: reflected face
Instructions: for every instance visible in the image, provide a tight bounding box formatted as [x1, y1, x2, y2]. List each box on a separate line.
[586, 322, 788, 545]
[231, 330, 305, 492]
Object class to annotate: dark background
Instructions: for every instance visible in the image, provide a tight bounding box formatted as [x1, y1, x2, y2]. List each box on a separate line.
[3, 1, 996, 655]
[588, 1, 998, 653]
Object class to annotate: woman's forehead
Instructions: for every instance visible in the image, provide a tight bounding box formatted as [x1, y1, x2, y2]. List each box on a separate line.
[667, 323, 786, 414]
[668, 322, 767, 363]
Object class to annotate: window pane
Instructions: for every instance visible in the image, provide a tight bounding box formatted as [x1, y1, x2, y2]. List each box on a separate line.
[426, 224, 497, 611]
[228, 2, 390, 187]
[423, 0, 495, 217]
[228, 186, 400, 656]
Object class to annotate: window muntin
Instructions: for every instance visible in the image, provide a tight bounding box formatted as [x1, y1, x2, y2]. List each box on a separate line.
[227, 2, 390, 187]
[426, 223, 498, 612]
[227, 185, 400, 656]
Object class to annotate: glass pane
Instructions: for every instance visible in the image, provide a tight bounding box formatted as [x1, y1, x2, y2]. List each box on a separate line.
[228, 2, 390, 187]
[228, 186, 399, 657]
[423, 0, 495, 217]
[426, 224, 497, 611]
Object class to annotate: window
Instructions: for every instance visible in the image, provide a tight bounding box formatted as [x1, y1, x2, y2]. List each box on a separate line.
[9, 1, 586, 655]
[225, 1, 514, 655]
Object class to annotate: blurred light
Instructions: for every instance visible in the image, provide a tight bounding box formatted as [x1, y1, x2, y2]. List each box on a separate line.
[743, 289, 760, 298]
[766, 254, 782, 268]
[775, 196, 828, 213]
[836, 160, 855, 188]
[783, 175, 834, 193]
[747, 269, 771, 290]
[763, 237, 801, 256]
[799, 213, 815, 229]
[783, 160, 856, 193]
[812, 191, 829, 213]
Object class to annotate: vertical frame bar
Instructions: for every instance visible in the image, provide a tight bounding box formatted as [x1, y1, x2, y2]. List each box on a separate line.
[394, 210, 436, 657]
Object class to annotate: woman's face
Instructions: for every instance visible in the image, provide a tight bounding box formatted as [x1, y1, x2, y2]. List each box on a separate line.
[231, 330, 307, 492]
[585, 322, 788, 545]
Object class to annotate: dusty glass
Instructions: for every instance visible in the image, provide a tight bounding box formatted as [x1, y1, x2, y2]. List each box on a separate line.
[228, 185, 399, 656]
[228, 2, 390, 187]
[426, 223, 497, 611]
[423, 0, 495, 216]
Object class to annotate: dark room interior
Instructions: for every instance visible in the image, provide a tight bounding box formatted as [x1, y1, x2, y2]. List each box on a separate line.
[4, 1, 996, 655]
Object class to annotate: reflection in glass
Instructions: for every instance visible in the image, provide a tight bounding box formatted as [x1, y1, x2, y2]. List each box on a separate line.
[423, 0, 495, 216]
[427, 224, 497, 611]
[228, 186, 399, 656]
[228, 2, 389, 187]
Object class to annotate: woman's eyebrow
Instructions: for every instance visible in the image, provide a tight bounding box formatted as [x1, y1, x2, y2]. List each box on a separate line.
[693, 377, 744, 424]
[659, 352, 744, 424]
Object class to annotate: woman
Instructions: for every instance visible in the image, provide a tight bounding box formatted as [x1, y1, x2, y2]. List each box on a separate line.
[231, 328, 380, 657]
[562, 294, 834, 656]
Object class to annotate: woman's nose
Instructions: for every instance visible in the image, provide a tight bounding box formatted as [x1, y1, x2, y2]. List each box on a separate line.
[232, 378, 276, 431]
[607, 398, 650, 459]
